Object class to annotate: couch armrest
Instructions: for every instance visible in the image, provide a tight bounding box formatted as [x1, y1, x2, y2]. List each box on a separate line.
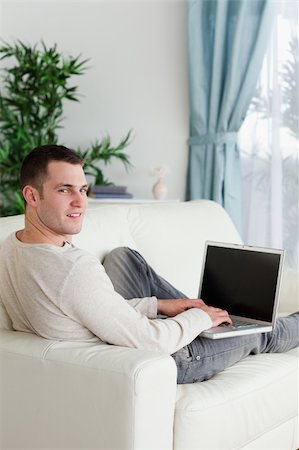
[0, 331, 177, 450]
[278, 269, 299, 314]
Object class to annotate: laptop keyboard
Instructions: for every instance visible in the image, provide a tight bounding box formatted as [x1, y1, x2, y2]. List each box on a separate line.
[230, 320, 259, 329]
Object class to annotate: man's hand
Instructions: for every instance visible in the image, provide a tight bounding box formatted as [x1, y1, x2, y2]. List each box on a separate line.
[157, 298, 232, 327]
[198, 302, 232, 327]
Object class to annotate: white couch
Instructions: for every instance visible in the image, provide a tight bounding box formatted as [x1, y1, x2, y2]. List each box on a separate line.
[0, 200, 298, 450]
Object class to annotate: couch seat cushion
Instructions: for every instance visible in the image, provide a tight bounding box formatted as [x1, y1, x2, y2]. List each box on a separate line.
[174, 349, 298, 449]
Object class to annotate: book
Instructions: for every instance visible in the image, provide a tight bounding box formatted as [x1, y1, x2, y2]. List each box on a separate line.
[89, 192, 133, 199]
[91, 185, 128, 194]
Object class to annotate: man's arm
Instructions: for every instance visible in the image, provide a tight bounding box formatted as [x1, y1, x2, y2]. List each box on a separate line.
[60, 256, 217, 354]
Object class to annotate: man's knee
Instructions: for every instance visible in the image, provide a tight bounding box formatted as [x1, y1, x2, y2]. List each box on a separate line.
[103, 247, 134, 267]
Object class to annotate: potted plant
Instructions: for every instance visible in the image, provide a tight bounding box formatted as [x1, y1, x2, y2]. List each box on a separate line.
[0, 40, 131, 217]
[77, 131, 132, 187]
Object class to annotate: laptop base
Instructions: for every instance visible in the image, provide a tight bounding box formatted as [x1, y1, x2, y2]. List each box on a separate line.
[201, 325, 272, 339]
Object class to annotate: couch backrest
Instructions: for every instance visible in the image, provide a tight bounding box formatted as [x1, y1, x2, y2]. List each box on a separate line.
[0, 215, 25, 329]
[0, 200, 242, 330]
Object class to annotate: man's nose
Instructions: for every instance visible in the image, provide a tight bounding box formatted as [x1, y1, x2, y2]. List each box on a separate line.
[71, 191, 87, 207]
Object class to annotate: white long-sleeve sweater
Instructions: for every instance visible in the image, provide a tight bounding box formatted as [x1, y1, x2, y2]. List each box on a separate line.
[0, 233, 212, 354]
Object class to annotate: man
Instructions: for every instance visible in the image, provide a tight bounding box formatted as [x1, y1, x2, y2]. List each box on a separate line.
[0, 144, 298, 384]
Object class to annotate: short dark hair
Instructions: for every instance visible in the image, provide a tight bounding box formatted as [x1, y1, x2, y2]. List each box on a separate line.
[20, 144, 83, 194]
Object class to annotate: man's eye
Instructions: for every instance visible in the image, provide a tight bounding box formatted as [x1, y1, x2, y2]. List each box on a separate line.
[58, 188, 69, 193]
[80, 188, 88, 194]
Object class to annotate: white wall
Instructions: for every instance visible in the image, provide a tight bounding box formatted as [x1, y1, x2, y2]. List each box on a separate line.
[0, 0, 189, 200]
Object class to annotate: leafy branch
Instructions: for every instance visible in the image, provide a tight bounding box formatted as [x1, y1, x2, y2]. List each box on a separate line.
[77, 130, 132, 185]
[0, 40, 132, 216]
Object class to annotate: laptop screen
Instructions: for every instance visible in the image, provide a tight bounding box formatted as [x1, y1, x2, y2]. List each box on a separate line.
[199, 243, 283, 322]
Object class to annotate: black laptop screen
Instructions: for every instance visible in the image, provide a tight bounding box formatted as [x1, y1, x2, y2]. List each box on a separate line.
[199, 245, 282, 322]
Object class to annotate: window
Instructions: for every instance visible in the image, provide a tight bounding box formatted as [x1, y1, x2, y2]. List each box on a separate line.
[239, 1, 298, 269]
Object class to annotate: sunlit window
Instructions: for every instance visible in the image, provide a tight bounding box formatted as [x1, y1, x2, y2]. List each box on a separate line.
[238, 1, 298, 269]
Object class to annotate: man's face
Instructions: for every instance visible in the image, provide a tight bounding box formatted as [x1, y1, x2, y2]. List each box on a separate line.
[32, 161, 88, 239]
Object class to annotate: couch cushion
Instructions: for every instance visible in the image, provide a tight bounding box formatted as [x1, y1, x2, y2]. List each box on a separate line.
[0, 329, 59, 357]
[125, 200, 242, 297]
[0, 214, 25, 243]
[72, 206, 137, 260]
[279, 268, 299, 313]
[174, 348, 298, 449]
[0, 215, 25, 330]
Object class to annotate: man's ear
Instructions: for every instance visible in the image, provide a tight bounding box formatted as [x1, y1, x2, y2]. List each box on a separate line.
[22, 186, 39, 207]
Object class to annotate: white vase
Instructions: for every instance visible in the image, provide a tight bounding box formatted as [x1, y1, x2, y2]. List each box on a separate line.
[152, 177, 168, 200]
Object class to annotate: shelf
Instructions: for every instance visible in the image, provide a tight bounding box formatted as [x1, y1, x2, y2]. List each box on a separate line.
[87, 198, 179, 206]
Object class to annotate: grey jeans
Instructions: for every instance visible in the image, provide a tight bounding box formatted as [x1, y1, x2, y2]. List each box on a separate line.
[103, 247, 299, 384]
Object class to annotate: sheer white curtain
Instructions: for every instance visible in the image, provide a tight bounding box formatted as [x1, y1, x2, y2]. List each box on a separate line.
[239, 1, 298, 270]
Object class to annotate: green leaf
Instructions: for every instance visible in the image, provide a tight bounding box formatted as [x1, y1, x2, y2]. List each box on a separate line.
[0, 39, 89, 216]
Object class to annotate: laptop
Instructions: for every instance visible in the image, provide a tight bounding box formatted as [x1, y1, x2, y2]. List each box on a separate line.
[199, 241, 284, 339]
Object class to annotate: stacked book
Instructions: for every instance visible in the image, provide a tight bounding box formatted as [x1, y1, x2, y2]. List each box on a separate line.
[89, 185, 133, 199]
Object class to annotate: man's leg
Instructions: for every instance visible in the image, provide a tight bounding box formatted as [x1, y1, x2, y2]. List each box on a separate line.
[178, 312, 299, 383]
[103, 246, 187, 299]
[103, 247, 299, 384]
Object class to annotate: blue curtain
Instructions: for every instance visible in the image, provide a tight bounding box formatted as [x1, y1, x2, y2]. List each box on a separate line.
[186, 0, 276, 231]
